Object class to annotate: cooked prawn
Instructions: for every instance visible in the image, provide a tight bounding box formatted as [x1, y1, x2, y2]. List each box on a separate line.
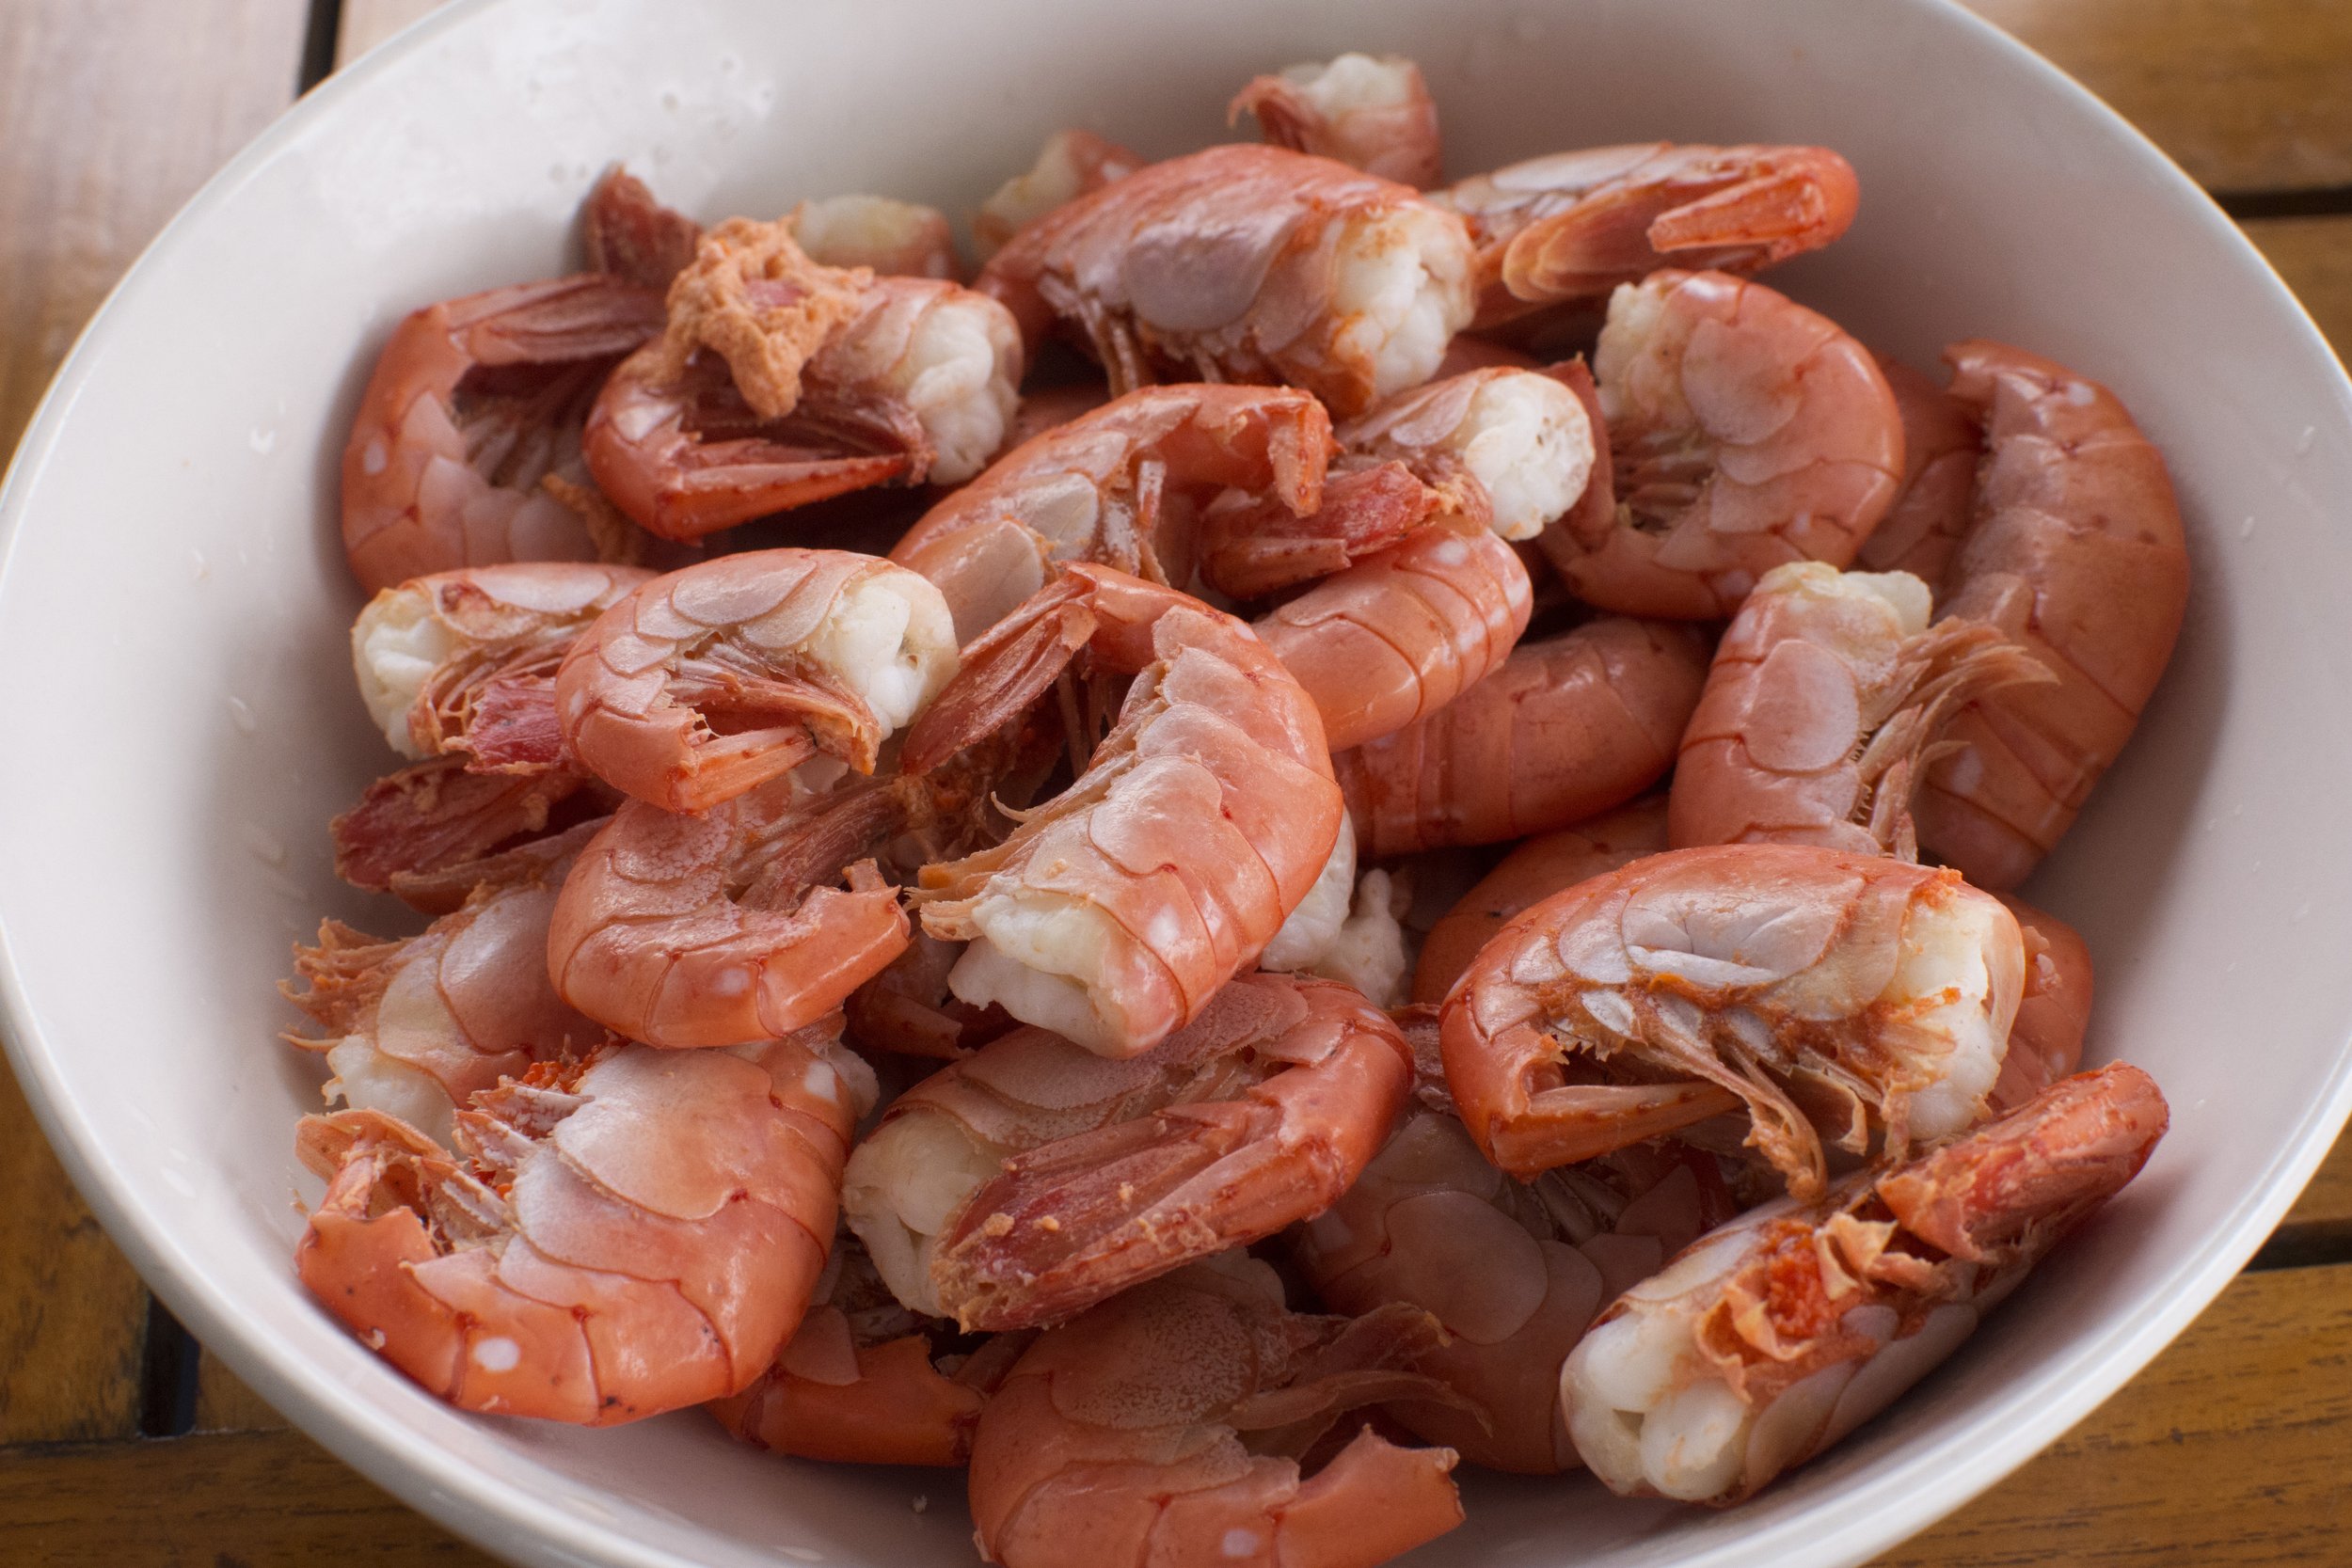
[902, 564, 1343, 1056]
[582, 164, 702, 290]
[583, 219, 1022, 540]
[1915, 341, 2191, 889]
[1669, 562, 2050, 856]
[342, 274, 665, 593]
[353, 562, 651, 771]
[1338, 363, 1597, 541]
[977, 143, 1474, 419]
[889, 384, 1335, 641]
[1230, 53, 1444, 189]
[1563, 1063, 2167, 1504]
[1258, 830, 1415, 1006]
[329, 753, 613, 906]
[966, 1254, 1464, 1568]
[1535, 269, 1904, 619]
[553, 548, 958, 813]
[1853, 355, 1980, 596]
[1256, 512, 1533, 752]
[842, 969, 1410, 1329]
[708, 1230, 1024, 1466]
[1410, 796, 1668, 1004]
[1001, 377, 1113, 451]
[546, 731, 1016, 1050]
[1298, 1095, 1734, 1472]
[972, 128, 1144, 261]
[844, 930, 1011, 1062]
[787, 195, 961, 279]
[1337, 618, 1709, 857]
[295, 1023, 872, 1424]
[1440, 843, 2026, 1197]
[1991, 895, 2093, 1112]
[1438, 143, 1858, 329]
[286, 819, 604, 1144]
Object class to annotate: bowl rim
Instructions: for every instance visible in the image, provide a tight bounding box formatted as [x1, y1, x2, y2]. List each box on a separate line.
[3, 0, 2350, 1564]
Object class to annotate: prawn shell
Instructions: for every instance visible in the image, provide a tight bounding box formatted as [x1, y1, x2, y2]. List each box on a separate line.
[1336, 618, 1708, 857]
[1915, 340, 2190, 889]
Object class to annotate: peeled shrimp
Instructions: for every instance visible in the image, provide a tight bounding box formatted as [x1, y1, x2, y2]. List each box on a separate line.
[787, 195, 960, 279]
[1230, 53, 1444, 189]
[977, 143, 1474, 419]
[1669, 562, 2049, 856]
[972, 128, 1144, 261]
[1410, 796, 1668, 1004]
[1337, 618, 1709, 857]
[583, 220, 1022, 540]
[708, 1231, 1020, 1466]
[1564, 1063, 2167, 1504]
[342, 275, 664, 593]
[843, 970, 1410, 1329]
[353, 562, 651, 771]
[889, 384, 1335, 641]
[1853, 356, 1980, 596]
[1298, 1099, 1731, 1472]
[903, 564, 1343, 1057]
[1438, 143, 1858, 329]
[1915, 341, 2191, 889]
[1440, 843, 2026, 1197]
[296, 1025, 872, 1424]
[1536, 269, 1904, 619]
[553, 548, 958, 813]
[286, 819, 604, 1145]
[966, 1255, 1464, 1568]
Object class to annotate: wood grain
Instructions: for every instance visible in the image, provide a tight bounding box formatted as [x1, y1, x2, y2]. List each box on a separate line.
[0, 1428, 500, 1566]
[192, 1350, 290, 1435]
[328, 1, 2352, 198]
[1962, 0, 2352, 196]
[2, 1263, 2344, 1566]
[0, 0, 311, 1444]
[1872, 1262, 2352, 1565]
[2246, 214, 2352, 366]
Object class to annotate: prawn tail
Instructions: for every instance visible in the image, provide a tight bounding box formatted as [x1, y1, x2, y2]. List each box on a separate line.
[1645, 151, 1860, 261]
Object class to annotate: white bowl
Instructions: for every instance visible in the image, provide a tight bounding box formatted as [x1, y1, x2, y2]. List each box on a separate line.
[4, 0, 2349, 1563]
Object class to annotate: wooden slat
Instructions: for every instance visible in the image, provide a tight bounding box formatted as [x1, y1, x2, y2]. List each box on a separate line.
[2281, 1134, 2352, 1235]
[335, 2, 2352, 200]
[2245, 214, 2352, 367]
[3, 1264, 2344, 1565]
[334, 0, 448, 68]
[1962, 0, 2352, 197]
[192, 1350, 290, 1435]
[0, 0, 310, 1445]
[1874, 1261, 2352, 1565]
[0, 1428, 500, 1565]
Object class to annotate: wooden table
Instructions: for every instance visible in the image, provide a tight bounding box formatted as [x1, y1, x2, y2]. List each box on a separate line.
[3, 1, 2349, 1560]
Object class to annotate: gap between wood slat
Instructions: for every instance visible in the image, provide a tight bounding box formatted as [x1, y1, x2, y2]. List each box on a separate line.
[299, 0, 341, 92]
[2220, 185, 2352, 222]
[134, 1299, 199, 1439]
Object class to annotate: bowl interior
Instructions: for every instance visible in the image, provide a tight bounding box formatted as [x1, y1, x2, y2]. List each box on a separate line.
[4, 1, 2350, 1565]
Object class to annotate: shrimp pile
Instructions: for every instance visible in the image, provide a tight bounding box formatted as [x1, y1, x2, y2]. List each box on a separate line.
[289, 53, 2191, 1567]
